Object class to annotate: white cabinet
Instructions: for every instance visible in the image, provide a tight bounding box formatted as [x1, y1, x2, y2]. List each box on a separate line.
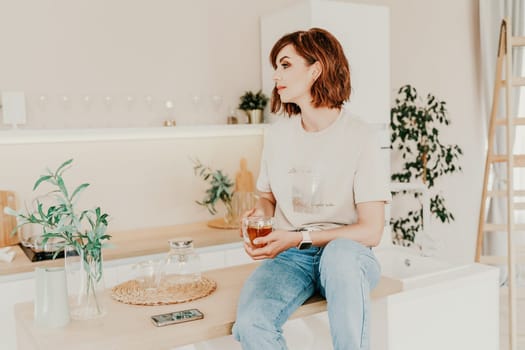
[224, 247, 253, 267]
[1, 277, 34, 350]
[260, 0, 390, 125]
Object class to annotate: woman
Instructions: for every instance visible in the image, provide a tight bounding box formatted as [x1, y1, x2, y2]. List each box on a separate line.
[232, 28, 390, 350]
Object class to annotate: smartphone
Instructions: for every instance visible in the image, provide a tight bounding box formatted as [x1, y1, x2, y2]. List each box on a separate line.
[151, 308, 204, 327]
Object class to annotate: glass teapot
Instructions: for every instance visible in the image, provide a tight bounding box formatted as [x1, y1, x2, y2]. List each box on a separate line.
[158, 238, 201, 286]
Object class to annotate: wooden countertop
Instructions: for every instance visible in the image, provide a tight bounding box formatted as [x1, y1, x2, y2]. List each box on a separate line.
[14, 262, 403, 350]
[0, 222, 239, 276]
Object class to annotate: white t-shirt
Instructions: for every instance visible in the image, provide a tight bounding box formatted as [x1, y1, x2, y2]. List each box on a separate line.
[256, 109, 391, 231]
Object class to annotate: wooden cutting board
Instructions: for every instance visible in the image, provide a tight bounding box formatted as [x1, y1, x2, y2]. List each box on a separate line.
[0, 190, 19, 247]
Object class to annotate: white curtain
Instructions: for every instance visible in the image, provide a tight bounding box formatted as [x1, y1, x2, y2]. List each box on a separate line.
[479, 0, 524, 285]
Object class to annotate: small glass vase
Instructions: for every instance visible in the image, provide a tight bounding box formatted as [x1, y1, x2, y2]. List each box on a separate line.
[64, 246, 106, 320]
[232, 192, 257, 220]
[224, 192, 257, 227]
[223, 200, 236, 225]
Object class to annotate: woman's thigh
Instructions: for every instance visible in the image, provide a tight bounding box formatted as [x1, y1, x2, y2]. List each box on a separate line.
[236, 250, 317, 328]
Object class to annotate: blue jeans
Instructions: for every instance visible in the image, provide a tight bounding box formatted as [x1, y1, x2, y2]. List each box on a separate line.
[232, 238, 381, 350]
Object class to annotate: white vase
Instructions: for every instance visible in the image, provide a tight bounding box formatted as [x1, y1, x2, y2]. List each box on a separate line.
[34, 267, 70, 327]
[65, 246, 106, 320]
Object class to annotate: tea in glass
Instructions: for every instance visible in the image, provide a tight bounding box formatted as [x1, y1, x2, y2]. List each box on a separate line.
[242, 216, 273, 248]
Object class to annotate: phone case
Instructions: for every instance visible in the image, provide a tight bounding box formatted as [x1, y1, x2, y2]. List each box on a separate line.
[151, 308, 204, 327]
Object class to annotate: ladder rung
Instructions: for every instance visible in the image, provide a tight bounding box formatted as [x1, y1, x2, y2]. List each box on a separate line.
[511, 36, 525, 47]
[479, 245, 525, 265]
[494, 117, 525, 126]
[487, 190, 525, 197]
[483, 223, 525, 231]
[516, 203, 525, 210]
[513, 77, 525, 86]
[489, 154, 525, 166]
[501, 77, 525, 86]
[499, 286, 525, 298]
[480, 255, 525, 265]
[480, 255, 503, 264]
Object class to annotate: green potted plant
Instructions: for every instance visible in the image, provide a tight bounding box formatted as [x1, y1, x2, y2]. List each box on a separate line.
[4, 159, 111, 319]
[390, 84, 463, 247]
[238, 90, 269, 124]
[192, 158, 236, 226]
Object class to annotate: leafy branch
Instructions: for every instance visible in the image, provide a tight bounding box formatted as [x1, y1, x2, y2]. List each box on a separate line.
[4, 159, 110, 272]
[192, 158, 234, 215]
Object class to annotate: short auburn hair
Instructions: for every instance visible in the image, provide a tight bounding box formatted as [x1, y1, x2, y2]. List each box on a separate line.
[269, 28, 351, 116]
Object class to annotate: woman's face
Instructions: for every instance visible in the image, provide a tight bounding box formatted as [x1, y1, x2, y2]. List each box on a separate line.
[272, 44, 318, 106]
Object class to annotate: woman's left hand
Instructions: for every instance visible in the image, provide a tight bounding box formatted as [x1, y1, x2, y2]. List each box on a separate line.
[244, 230, 300, 260]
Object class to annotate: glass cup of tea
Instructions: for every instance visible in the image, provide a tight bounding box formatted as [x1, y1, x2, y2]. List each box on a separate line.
[241, 216, 274, 248]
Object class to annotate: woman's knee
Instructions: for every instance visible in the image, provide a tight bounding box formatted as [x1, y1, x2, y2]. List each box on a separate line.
[232, 311, 253, 341]
[322, 238, 365, 266]
[321, 238, 380, 288]
[233, 308, 278, 342]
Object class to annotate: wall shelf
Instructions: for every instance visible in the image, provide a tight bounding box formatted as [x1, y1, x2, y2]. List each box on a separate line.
[0, 124, 267, 145]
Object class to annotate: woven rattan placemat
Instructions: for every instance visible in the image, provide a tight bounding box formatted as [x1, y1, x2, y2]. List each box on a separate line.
[111, 276, 217, 306]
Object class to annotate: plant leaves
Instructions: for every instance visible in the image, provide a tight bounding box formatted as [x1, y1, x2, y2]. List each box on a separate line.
[55, 158, 74, 176]
[56, 176, 69, 198]
[8, 158, 111, 261]
[33, 175, 53, 191]
[71, 183, 89, 201]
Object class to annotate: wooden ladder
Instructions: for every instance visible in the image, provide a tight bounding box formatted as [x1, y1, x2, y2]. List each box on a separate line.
[475, 18, 525, 350]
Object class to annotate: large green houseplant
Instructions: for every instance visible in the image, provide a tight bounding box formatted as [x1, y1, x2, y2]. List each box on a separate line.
[5, 159, 110, 319]
[390, 84, 463, 246]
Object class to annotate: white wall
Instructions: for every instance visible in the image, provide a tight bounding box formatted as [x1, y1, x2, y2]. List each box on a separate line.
[0, 0, 298, 129]
[350, 0, 483, 263]
[0, 134, 263, 232]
